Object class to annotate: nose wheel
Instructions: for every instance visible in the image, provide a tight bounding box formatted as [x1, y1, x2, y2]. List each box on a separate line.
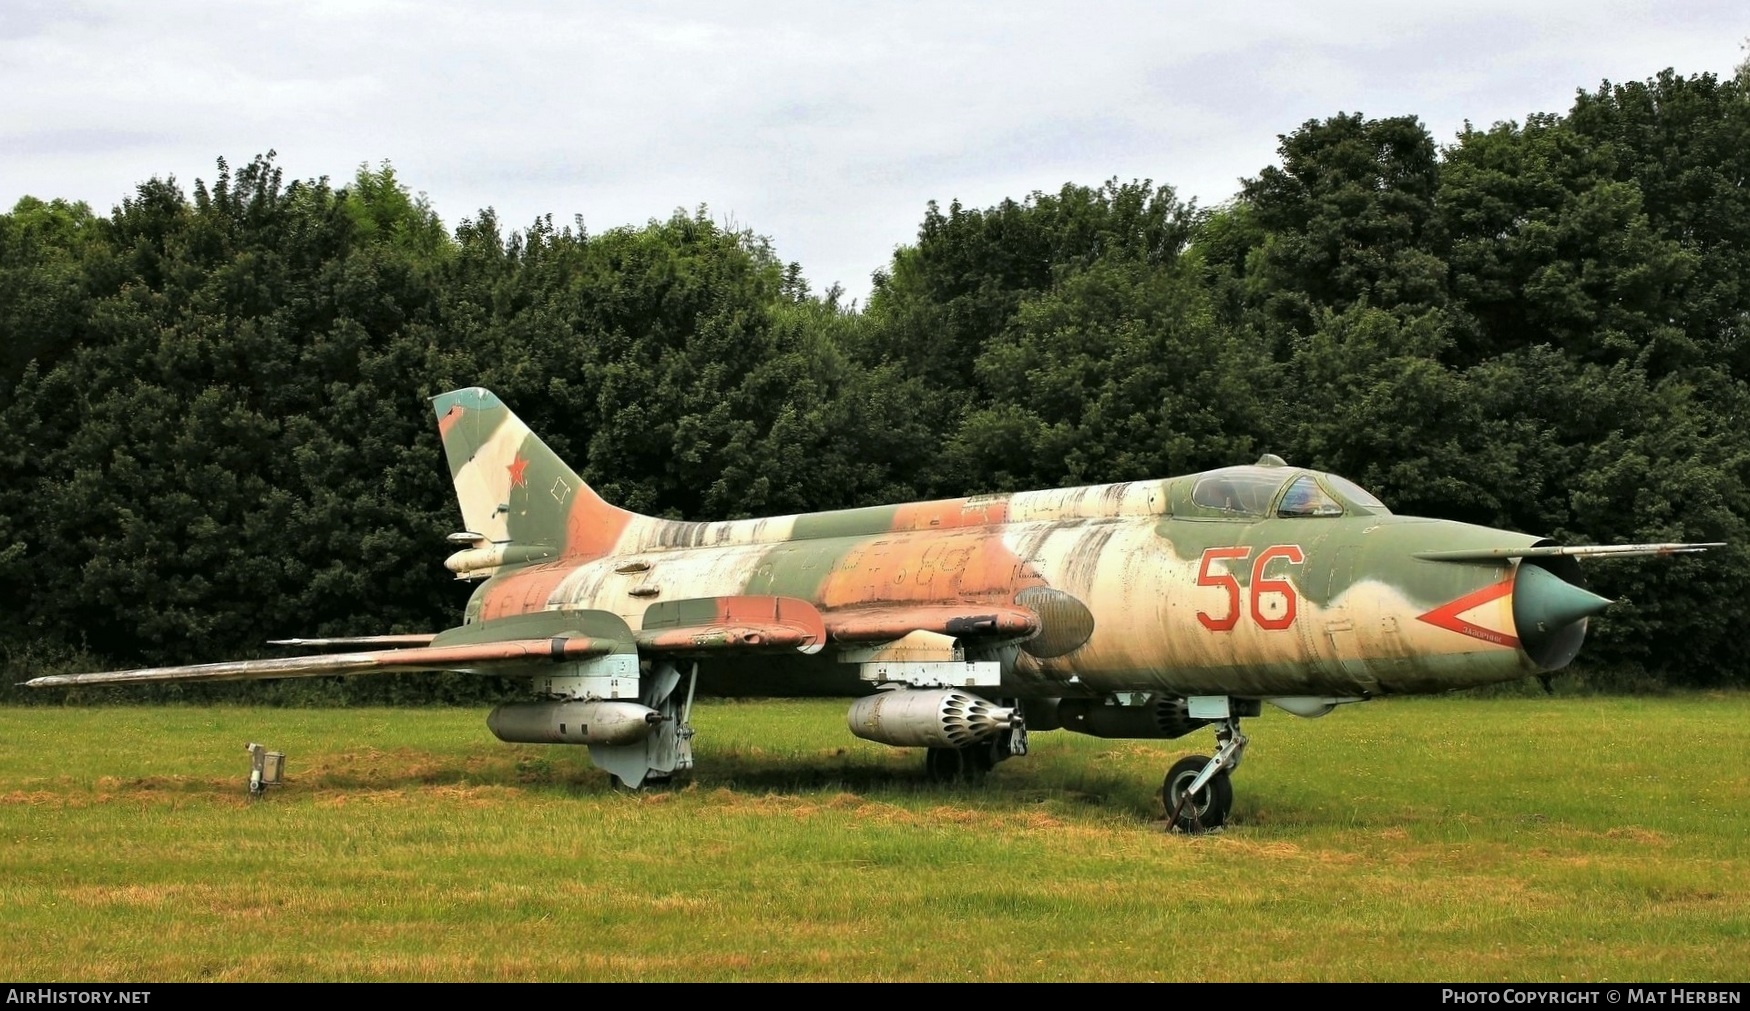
[1164, 717, 1248, 833]
[1163, 757, 1232, 831]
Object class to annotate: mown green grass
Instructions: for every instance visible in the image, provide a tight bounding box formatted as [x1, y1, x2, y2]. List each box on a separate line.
[2, 696, 1747, 981]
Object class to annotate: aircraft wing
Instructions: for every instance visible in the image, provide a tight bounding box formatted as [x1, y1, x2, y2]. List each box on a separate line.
[24, 596, 1045, 690]
[23, 610, 640, 690]
[22, 636, 620, 688]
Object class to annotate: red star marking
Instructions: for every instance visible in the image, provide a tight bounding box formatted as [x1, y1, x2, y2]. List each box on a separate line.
[1415, 577, 1519, 648]
[507, 456, 529, 488]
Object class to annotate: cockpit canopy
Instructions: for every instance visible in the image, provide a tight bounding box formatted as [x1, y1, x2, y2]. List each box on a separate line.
[1181, 464, 1388, 519]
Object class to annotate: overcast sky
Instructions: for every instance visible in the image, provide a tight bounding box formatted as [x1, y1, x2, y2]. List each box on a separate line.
[3, 1, 1745, 305]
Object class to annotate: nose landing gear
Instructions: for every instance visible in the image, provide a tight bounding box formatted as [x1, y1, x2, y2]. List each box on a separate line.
[1163, 716, 1249, 833]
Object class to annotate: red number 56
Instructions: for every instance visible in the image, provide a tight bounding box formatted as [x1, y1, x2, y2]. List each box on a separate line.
[1196, 545, 1305, 632]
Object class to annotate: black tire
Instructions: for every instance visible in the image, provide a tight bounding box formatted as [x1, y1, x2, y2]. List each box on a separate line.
[925, 745, 992, 783]
[1162, 755, 1233, 833]
[924, 746, 962, 782]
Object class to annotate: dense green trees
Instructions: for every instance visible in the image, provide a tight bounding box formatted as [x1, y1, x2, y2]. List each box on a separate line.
[3, 65, 1747, 698]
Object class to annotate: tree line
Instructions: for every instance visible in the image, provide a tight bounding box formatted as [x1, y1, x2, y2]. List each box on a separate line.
[3, 65, 1747, 702]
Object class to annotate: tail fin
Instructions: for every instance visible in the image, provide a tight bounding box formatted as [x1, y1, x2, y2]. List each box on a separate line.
[431, 387, 634, 565]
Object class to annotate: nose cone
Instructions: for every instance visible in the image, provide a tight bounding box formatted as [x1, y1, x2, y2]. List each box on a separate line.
[1513, 562, 1612, 670]
[1514, 562, 1613, 632]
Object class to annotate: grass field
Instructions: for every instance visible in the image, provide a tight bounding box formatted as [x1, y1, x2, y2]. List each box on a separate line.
[2, 696, 1747, 982]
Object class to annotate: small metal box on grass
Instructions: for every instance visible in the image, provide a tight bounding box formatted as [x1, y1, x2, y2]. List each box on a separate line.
[246, 742, 285, 796]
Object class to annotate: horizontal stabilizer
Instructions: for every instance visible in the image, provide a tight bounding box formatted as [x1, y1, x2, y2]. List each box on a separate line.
[1414, 542, 1724, 563]
[636, 595, 827, 655]
[824, 603, 1039, 643]
[23, 636, 619, 688]
[267, 634, 438, 649]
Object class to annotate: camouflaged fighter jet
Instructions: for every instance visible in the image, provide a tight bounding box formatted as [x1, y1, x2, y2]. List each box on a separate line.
[27, 387, 1721, 831]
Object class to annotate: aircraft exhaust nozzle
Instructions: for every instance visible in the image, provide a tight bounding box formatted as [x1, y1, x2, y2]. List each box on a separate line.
[1512, 561, 1613, 672]
[487, 700, 663, 747]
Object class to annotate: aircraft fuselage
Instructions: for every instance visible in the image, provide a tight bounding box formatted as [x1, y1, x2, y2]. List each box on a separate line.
[459, 470, 1549, 700]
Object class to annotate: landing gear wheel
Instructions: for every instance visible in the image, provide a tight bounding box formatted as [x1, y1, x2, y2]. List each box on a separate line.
[1163, 755, 1233, 833]
[925, 746, 965, 782]
[925, 744, 993, 783]
[968, 739, 1000, 774]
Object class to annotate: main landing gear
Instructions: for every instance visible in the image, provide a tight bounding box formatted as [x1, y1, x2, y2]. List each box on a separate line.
[924, 738, 1002, 782]
[923, 707, 1028, 784]
[1164, 715, 1249, 834]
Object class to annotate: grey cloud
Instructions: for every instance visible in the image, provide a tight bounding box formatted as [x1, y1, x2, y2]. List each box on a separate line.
[2, 0, 1746, 300]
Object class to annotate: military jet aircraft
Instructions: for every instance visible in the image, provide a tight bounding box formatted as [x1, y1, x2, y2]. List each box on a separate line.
[26, 387, 1719, 832]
